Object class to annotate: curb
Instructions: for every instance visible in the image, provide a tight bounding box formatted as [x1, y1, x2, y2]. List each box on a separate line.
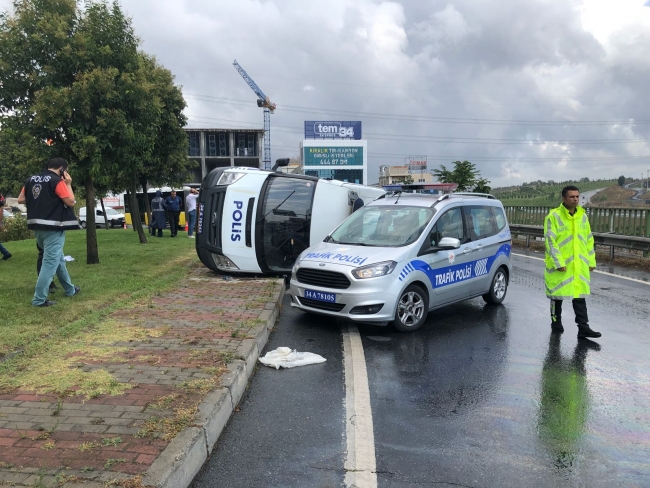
[141, 280, 285, 488]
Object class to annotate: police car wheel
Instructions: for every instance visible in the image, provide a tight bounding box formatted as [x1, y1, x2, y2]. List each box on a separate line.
[393, 284, 429, 332]
[482, 267, 508, 305]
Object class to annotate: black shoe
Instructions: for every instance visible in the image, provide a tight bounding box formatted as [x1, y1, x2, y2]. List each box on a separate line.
[49, 282, 58, 292]
[551, 322, 564, 332]
[68, 285, 81, 297]
[578, 325, 601, 338]
[36, 300, 56, 307]
[1, 253, 11, 260]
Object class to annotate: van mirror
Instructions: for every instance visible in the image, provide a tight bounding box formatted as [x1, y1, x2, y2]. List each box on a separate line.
[437, 237, 461, 250]
[421, 236, 461, 255]
[272, 158, 290, 171]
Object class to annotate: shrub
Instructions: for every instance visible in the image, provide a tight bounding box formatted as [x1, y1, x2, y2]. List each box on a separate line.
[0, 215, 33, 242]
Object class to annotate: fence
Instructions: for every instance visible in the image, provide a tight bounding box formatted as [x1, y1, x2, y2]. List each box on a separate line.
[504, 206, 650, 238]
[509, 224, 650, 260]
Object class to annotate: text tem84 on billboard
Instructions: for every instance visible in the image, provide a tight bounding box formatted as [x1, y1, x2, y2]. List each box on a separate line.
[304, 121, 362, 140]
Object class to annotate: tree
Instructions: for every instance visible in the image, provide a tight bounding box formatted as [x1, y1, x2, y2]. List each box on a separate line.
[617, 175, 626, 187]
[0, 0, 188, 260]
[431, 160, 491, 193]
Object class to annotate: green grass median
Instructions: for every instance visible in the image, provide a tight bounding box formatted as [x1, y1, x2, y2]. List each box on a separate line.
[0, 230, 198, 363]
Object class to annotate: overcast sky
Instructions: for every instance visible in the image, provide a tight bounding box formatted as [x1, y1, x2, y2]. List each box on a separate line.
[2, 0, 650, 188]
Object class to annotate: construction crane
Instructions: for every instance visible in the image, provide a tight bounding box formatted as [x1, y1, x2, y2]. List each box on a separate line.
[233, 59, 276, 170]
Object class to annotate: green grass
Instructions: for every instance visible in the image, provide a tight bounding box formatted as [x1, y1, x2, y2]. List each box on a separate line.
[0, 229, 197, 360]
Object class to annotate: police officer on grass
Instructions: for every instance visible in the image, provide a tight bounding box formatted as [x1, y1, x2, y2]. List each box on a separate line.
[544, 185, 600, 338]
[164, 190, 182, 237]
[17, 158, 81, 307]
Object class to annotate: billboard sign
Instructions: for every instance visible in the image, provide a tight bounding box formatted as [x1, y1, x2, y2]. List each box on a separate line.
[304, 146, 364, 166]
[407, 156, 427, 173]
[304, 121, 362, 140]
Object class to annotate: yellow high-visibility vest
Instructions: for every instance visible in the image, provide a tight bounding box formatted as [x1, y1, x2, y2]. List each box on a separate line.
[544, 204, 596, 299]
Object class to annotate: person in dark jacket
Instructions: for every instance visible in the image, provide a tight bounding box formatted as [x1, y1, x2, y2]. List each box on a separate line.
[150, 190, 167, 237]
[164, 190, 182, 237]
[17, 158, 80, 307]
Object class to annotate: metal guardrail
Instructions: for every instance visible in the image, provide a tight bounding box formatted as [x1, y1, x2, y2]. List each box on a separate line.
[509, 224, 650, 259]
[504, 206, 650, 238]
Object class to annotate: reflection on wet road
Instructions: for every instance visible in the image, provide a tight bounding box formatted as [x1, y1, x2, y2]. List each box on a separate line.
[361, 254, 650, 487]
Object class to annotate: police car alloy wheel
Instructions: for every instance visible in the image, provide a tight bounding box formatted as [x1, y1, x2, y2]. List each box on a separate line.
[393, 284, 429, 332]
[482, 266, 508, 305]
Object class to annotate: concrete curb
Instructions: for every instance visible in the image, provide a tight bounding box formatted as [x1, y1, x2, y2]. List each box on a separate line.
[141, 280, 285, 488]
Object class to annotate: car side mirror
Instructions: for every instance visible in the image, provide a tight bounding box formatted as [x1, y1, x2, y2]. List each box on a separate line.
[437, 237, 461, 250]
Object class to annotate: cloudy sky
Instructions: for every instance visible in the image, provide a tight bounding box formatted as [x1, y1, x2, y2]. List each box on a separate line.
[2, 0, 650, 188]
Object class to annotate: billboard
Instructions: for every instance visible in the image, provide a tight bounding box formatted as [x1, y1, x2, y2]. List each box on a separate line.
[304, 146, 364, 166]
[407, 156, 427, 173]
[304, 121, 362, 140]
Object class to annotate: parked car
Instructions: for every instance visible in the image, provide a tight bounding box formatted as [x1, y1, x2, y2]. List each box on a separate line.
[289, 192, 512, 332]
[78, 207, 125, 228]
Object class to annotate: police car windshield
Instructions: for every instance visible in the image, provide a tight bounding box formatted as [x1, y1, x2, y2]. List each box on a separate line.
[329, 205, 435, 247]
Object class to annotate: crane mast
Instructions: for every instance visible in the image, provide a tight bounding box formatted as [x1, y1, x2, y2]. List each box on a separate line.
[233, 60, 276, 170]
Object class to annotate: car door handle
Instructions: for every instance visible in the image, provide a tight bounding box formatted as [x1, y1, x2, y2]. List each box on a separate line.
[462, 248, 473, 254]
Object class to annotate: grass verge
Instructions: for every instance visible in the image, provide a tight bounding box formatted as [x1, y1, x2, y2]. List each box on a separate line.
[0, 229, 197, 377]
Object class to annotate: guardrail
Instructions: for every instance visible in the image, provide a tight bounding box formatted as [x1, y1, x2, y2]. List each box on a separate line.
[504, 206, 650, 238]
[509, 224, 650, 260]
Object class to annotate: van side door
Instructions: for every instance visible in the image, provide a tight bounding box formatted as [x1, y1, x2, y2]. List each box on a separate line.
[420, 206, 475, 304]
[463, 205, 501, 294]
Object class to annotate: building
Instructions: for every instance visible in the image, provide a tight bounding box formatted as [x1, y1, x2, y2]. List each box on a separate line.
[378, 165, 435, 187]
[185, 128, 265, 183]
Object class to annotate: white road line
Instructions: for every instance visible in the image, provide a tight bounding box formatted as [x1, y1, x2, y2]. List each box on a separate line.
[343, 324, 377, 488]
[513, 252, 650, 286]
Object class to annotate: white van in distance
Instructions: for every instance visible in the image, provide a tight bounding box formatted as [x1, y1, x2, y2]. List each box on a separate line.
[289, 191, 512, 331]
[78, 207, 126, 228]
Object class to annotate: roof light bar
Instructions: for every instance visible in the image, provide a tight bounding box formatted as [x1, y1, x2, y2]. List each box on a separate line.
[382, 183, 459, 192]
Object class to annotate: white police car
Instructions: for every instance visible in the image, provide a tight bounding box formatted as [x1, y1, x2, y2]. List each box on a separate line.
[289, 191, 512, 331]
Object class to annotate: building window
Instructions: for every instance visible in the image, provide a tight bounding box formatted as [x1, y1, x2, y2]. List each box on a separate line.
[188, 131, 200, 157]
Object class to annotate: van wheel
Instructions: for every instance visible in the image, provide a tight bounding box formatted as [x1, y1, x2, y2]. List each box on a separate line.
[393, 284, 428, 332]
[80, 221, 86, 229]
[482, 267, 508, 305]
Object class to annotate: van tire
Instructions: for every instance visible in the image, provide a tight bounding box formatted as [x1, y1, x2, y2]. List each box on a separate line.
[392, 284, 429, 332]
[482, 266, 508, 305]
[80, 221, 86, 229]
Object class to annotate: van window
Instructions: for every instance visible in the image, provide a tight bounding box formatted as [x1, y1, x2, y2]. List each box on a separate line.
[434, 207, 465, 241]
[492, 206, 507, 231]
[465, 205, 498, 240]
[329, 206, 434, 247]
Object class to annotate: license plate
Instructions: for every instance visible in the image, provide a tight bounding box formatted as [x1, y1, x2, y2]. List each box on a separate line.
[304, 289, 336, 303]
[197, 203, 204, 235]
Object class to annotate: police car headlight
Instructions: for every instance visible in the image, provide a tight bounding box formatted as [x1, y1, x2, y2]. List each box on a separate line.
[212, 253, 240, 270]
[352, 261, 397, 279]
[217, 172, 246, 186]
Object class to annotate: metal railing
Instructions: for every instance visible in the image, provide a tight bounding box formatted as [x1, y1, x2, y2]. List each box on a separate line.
[504, 206, 650, 238]
[509, 224, 650, 260]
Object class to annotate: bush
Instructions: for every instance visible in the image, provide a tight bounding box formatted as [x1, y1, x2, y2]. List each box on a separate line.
[0, 215, 33, 242]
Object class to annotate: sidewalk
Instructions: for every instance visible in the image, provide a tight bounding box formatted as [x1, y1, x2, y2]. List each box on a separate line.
[0, 265, 285, 487]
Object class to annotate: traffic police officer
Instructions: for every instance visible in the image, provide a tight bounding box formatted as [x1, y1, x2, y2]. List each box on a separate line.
[544, 185, 600, 338]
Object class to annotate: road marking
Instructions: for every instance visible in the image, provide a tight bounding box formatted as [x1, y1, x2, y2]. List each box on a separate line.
[513, 252, 650, 286]
[343, 324, 377, 488]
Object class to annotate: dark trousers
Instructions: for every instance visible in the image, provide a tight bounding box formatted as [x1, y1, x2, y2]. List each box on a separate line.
[550, 298, 589, 326]
[168, 211, 180, 236]
[0, 242, 10, 258]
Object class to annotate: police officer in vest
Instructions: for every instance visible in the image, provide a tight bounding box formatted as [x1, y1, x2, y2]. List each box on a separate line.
[18, 158, 80, 307]
[544, 185, 600, 338]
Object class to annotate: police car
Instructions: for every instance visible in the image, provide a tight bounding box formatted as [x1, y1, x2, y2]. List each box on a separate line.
[289, 189, 512, 332]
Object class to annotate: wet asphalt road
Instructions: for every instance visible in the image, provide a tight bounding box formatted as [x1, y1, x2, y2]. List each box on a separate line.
[193, 254, 650, 488]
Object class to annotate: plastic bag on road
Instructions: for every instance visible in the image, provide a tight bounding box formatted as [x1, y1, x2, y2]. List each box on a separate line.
[258, 347, 326, 369]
